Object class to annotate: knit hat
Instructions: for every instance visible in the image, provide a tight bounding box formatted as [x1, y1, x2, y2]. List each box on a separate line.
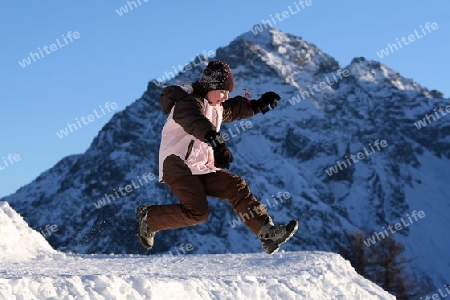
[196, 61, 234, 93]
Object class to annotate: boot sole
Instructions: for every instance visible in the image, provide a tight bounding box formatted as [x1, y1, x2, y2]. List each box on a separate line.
[135, 206, 154, 250]
[136, 223, 153, 250]
[264, 220, 299, 254]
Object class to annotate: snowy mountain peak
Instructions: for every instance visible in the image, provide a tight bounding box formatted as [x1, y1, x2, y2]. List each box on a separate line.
[347, 57, 434, 95]
[236, 24, 277, 45]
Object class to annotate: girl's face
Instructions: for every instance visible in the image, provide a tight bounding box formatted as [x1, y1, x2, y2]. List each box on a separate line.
[206, 90, 229, 106]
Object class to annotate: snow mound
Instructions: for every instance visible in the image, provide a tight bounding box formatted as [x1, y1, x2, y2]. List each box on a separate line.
[0, 202, 394, 299]
[0, 201, 57, 261]
[0, 252, 395, 299]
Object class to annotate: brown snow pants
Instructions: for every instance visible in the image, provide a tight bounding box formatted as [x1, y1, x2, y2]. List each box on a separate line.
[147, 170, 268, 235]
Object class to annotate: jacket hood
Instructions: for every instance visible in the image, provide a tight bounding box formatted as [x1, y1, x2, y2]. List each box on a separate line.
[159, 84, 192, 114]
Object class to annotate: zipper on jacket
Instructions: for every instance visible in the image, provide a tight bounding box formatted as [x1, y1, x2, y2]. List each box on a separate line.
[184, 139, 195, 160]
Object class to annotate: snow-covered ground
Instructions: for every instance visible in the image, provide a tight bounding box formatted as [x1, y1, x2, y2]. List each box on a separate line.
[0, 201, 394, 299]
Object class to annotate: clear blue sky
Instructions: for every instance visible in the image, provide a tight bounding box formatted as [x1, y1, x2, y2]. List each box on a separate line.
[1, 0, 449, 198]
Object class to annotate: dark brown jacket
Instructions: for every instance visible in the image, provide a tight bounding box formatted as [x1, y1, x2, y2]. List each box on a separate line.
[158, 84, 255, 181]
